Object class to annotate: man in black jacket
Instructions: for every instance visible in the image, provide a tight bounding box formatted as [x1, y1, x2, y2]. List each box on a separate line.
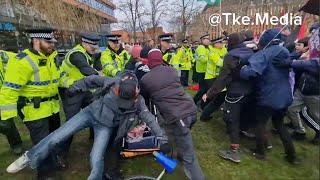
[140, 49, 204, 180]
[202, 32, 254, 163]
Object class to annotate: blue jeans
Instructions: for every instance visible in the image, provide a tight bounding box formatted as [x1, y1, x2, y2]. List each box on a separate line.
[27, 107, 113, 180]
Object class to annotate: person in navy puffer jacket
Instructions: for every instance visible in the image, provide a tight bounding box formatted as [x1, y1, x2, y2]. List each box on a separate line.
[240, 28, 299, 164]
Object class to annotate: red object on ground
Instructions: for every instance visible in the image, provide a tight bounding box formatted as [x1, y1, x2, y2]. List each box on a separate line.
[188, 84, 199, 91]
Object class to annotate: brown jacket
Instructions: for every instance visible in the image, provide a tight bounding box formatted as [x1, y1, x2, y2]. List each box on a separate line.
[140, 65, 197, 124]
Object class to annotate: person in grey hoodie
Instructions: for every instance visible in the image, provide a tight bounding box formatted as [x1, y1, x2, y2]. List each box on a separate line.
[6, 71, 169, 180]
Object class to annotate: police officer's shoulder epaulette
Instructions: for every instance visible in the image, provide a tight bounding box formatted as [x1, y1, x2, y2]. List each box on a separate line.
[15, 52, 28, 60]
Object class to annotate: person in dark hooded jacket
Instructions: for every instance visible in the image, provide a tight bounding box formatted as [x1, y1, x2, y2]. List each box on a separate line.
[273, 58, 320, 144]
[240, 28, 299, 164]
[6, 71, 169, 180]
[139, 49, 204, 180]
[202, 32, 254, 163]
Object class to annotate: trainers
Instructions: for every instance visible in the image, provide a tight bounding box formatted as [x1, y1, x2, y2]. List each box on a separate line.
[251, 150, 266, 160]
[6, 151, 30, 173]
[285, 155, 301, 165]
[218, 148, 241, 163]
[291, 132, 306, 141]
[265, 139, 272, 150]
[12, 146, 23, 155]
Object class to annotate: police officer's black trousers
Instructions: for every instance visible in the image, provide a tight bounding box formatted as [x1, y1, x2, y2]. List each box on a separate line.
[223, 94, 254, 144]
[193, 73, 206, 104]
[24, 113, 61, 179]
[60, 89, 93, 155]
[192, 66, 199, 83]
[254, 106, 296, 159]
[200, 91, 226, 121]
[0, 118, 23, 149]
[180, 70, 189, 87]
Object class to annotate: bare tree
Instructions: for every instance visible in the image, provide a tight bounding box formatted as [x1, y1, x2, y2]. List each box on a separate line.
[171, 0, 204, 38]
[117, 0, 145, 43]
[146, 0, 167, 43]
[137, 13, 150, 45]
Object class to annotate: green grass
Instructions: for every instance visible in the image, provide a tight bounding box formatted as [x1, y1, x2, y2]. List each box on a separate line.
[0, 90, 319, 180]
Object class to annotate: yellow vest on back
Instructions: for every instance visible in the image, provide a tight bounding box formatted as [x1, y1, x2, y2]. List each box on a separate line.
[205, 46, 227, 79]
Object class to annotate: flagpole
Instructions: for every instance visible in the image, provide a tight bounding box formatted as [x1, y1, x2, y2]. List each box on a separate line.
[219, 0, 222, 36]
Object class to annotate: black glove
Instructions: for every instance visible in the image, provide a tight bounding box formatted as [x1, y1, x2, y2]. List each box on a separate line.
[272, 58, 292, 68]
[160, 143, 171, 155]
[179, 64, 182, 68]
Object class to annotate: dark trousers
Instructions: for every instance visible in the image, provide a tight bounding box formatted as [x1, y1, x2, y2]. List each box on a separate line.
[255, 106, 296, 158]
[0, 118, 23, 149]
[201, 91, 226, 120]
[180, 70, 190, 87]
[192, 66, 199, 83]
[224, 94, 254, 144]
[193, 73, 206, 104]
[24, 113, 61, 179]
[60, 88, 93, 154]
[166, 115, 204, 180]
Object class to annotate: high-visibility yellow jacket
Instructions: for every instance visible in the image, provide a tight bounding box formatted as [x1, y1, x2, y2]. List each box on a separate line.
[176, 46, 195, 71]
[163, 50, 180, 71]
[61, 44, 93, 80]
[101, 48, 130, 77]
[0, 49, 75, 121]
[195, 45, 210, 73]
[0, 50, 16, 87]
[205, 46, 227, 79]
[0, 54, 4, 88]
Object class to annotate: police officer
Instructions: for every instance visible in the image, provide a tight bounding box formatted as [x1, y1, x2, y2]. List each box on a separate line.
[0, 28, 74, 179]
[0, 49, 23, 155]
[60, 32, 102, 154]
[191, 41, 200, 83]
[200, 37, 228, 121]
[158, 34, 180, 71]
[193, 34, 211, 107]
[176, 39, 194, 86]
[101, 34, 131, 77]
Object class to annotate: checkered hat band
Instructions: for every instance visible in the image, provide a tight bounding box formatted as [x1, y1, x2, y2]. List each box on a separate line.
[161, 37, 172, 41]
[82, 38, 98, 45]
[29, 33, 53, 39]
[212, 39, 223, 43]
[108, 37, 120, 41]
[201, 36, 210, 40]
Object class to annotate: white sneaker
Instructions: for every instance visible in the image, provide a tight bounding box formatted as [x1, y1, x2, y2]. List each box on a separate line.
[6, 151, 30, 173]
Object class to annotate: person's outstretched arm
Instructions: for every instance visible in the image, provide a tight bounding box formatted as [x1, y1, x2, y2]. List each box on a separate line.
[68, 75, 116, 95]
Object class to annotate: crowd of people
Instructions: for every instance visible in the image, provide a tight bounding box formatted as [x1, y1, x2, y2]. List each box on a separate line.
[0, 20, 319, 180]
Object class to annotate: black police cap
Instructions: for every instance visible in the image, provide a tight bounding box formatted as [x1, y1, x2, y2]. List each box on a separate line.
[159, 34, 173, 42]
[200, 34, 210, 40]
[211, 37, 224, 44]
[105, 34, 122, 42]
[182, 39, 188, 43]
[26, 28, 57, 42]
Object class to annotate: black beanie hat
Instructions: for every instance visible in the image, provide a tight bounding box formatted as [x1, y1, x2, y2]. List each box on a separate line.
[227, 32, 246, 50]
[140, 46, 152, 58]
[240, 30, 254, 41]
[118, 78, 137, 100]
